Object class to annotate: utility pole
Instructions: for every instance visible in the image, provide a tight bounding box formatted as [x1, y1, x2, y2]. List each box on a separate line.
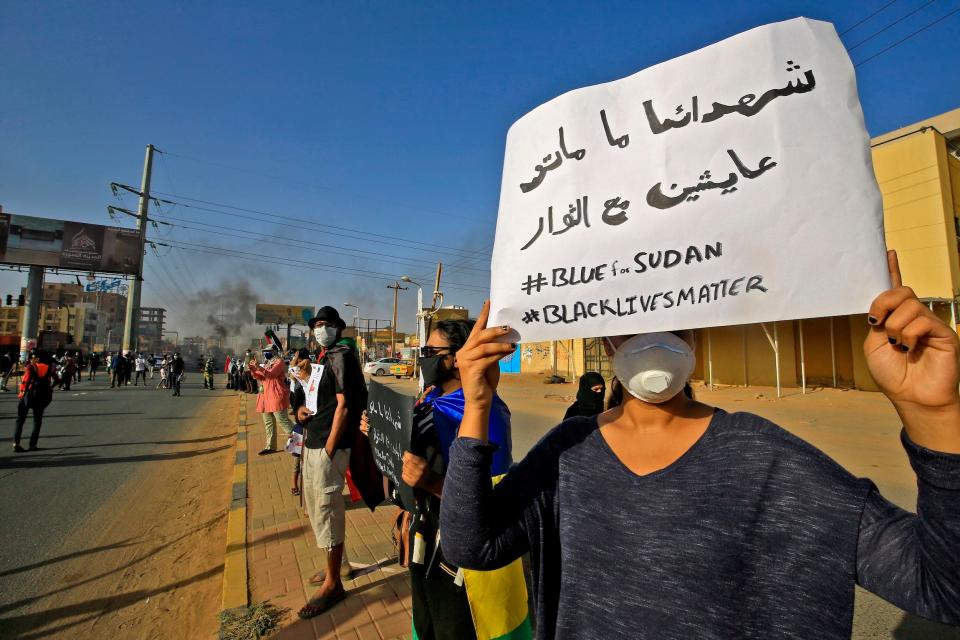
[121, 143, 154, 354]
[426, 262, 444, 336]
[387, 281, 408, 358]
[20, 266, 44, 362]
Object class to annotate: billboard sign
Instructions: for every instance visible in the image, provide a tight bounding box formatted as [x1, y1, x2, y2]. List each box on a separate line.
[255, 304, 315, 326]
[0, 214, 142, 275]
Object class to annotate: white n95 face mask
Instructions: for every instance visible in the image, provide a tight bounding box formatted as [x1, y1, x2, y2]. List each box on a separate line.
[610, 332, 695, 404]
[315, 325, 338, 347]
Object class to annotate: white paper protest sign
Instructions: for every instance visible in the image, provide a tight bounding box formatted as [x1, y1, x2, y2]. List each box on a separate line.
[489, 17, 889, 342]
[304, 364, 324, 415]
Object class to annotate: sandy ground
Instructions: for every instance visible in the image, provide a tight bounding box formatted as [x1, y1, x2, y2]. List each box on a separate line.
[376, 372, 960, 638]
[2, 394, 238, 640]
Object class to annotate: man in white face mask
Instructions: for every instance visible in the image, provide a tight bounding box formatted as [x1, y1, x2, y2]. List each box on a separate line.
[297, 305, 368, 618]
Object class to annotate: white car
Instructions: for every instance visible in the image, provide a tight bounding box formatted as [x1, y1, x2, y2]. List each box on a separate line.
[364, 358, 401, 376]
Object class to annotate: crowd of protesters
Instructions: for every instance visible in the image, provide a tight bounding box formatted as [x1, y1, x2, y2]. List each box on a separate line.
[7, 263, 959, 639]
[239, 280, 960, 640]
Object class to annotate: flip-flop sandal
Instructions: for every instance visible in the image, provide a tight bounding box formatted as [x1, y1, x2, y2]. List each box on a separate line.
[290, 487, 301, 496]
[297, 590, 346, 619]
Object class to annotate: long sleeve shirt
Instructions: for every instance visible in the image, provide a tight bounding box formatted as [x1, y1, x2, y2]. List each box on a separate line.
[251, 359, 290, 413]
[440, 409, 960, 639]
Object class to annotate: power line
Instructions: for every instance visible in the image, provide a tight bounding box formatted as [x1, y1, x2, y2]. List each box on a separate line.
[840, 0, 899, 35]
[146, 190, 492, 260]
[149, 203, 488, 273]
[151, 249, 195, 301]
[160, 239, 489, 293]
[847, 0, 936, 51]
[151, 245, 191, 294]
[855, 5, 960, 66]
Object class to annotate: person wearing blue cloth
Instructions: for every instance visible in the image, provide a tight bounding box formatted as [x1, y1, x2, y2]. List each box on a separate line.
[367, 318, 523, 640]
[441, 251, 960, 639]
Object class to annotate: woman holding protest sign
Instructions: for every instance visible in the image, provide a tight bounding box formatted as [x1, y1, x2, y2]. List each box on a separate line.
[441, 250, 960, 638]
[361, 318, 532, 640]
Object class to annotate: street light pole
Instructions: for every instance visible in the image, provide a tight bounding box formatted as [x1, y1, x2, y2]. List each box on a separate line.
[402, 275, 434, 388]
[344, 302, 361, 363]
[343, 303, 360, 330]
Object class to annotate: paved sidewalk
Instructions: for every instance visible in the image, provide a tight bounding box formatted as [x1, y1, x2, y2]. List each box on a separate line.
[243, 394, 413, 639]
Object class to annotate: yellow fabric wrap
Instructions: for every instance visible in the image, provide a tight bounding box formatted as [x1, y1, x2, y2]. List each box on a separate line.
[461, 474, 533, 640]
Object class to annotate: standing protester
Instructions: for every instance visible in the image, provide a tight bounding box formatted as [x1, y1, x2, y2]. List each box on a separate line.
[242, 349, 259, 394]
[171, 352, 184, 397]
[11, 349, 59, 452]
[442, 257, 960, 639]
[59, 352, 75, 391]
[203, 356, 216, 390]
[149, 353, 157, 379]
[563, 372, 606, 420]
[123, 352, 134, 386]
[361, 319, 528, 639]
[73, 351, 83, 385]
[88, 351, 101, 380]
[287, 348, 312, 497]
[134, 353, 148, 386]
[251, 348, 293, 455]
[297, 306, 367, 618]
[0, 351, 14, 392]
[157, 356, 170, 390]
[112, 352, 124, 387]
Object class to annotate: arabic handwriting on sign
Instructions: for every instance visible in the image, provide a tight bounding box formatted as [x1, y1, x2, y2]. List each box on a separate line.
[645, 149, 777, 210]
[522, 195, 633, 250]
[602, 197, 630, 226]
[600, 109, 629, 148]
[519, 126, 586, 193]
[554, 196, 590, 236]
[642, 95, 699, 134]
[643, 62, 816, 134]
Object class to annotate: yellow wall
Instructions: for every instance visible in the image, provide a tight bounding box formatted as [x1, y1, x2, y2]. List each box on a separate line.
[792, 317, 856, 387]
[872, 130, 959, 298]
[519, 339, 585, 379]
[696, 322, 798, 388]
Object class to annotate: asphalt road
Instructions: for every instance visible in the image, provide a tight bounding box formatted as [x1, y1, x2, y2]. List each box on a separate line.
[0, 371, 230, 624]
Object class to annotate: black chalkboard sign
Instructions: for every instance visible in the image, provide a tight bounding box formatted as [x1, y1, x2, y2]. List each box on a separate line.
[366, 380, 416, 512]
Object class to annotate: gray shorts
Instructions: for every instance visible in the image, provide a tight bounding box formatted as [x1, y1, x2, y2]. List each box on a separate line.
[302, 446, 350, 549]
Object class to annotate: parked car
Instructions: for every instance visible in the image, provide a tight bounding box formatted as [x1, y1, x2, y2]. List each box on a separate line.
[364, 358, 401, 377]
[391, 361, 415, 378]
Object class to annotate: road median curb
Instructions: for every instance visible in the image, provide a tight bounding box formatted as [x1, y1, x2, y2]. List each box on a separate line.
[220, 393, 249, 618]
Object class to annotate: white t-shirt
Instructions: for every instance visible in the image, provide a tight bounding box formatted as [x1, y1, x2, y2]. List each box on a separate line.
[135, 357, 146, 371]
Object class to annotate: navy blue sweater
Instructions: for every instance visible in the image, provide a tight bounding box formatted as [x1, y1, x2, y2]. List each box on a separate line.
[440, 410, 960, 639]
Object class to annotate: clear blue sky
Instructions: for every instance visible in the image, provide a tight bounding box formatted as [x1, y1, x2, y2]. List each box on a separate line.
[1, 1, 957, 343]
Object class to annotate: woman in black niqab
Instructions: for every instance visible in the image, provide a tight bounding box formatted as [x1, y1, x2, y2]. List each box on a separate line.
[563, 372, 606, 419]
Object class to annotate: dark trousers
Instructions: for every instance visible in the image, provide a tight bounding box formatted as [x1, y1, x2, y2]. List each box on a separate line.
[172, 374, 182, 396]
[14, 399, 46, 448]
[410, 569, 477, 640]
[135, 371, 147, 385]
[111, 369, 120, 387]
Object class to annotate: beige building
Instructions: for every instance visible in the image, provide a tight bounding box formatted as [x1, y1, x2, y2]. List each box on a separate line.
[521, 108, 960, 394]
